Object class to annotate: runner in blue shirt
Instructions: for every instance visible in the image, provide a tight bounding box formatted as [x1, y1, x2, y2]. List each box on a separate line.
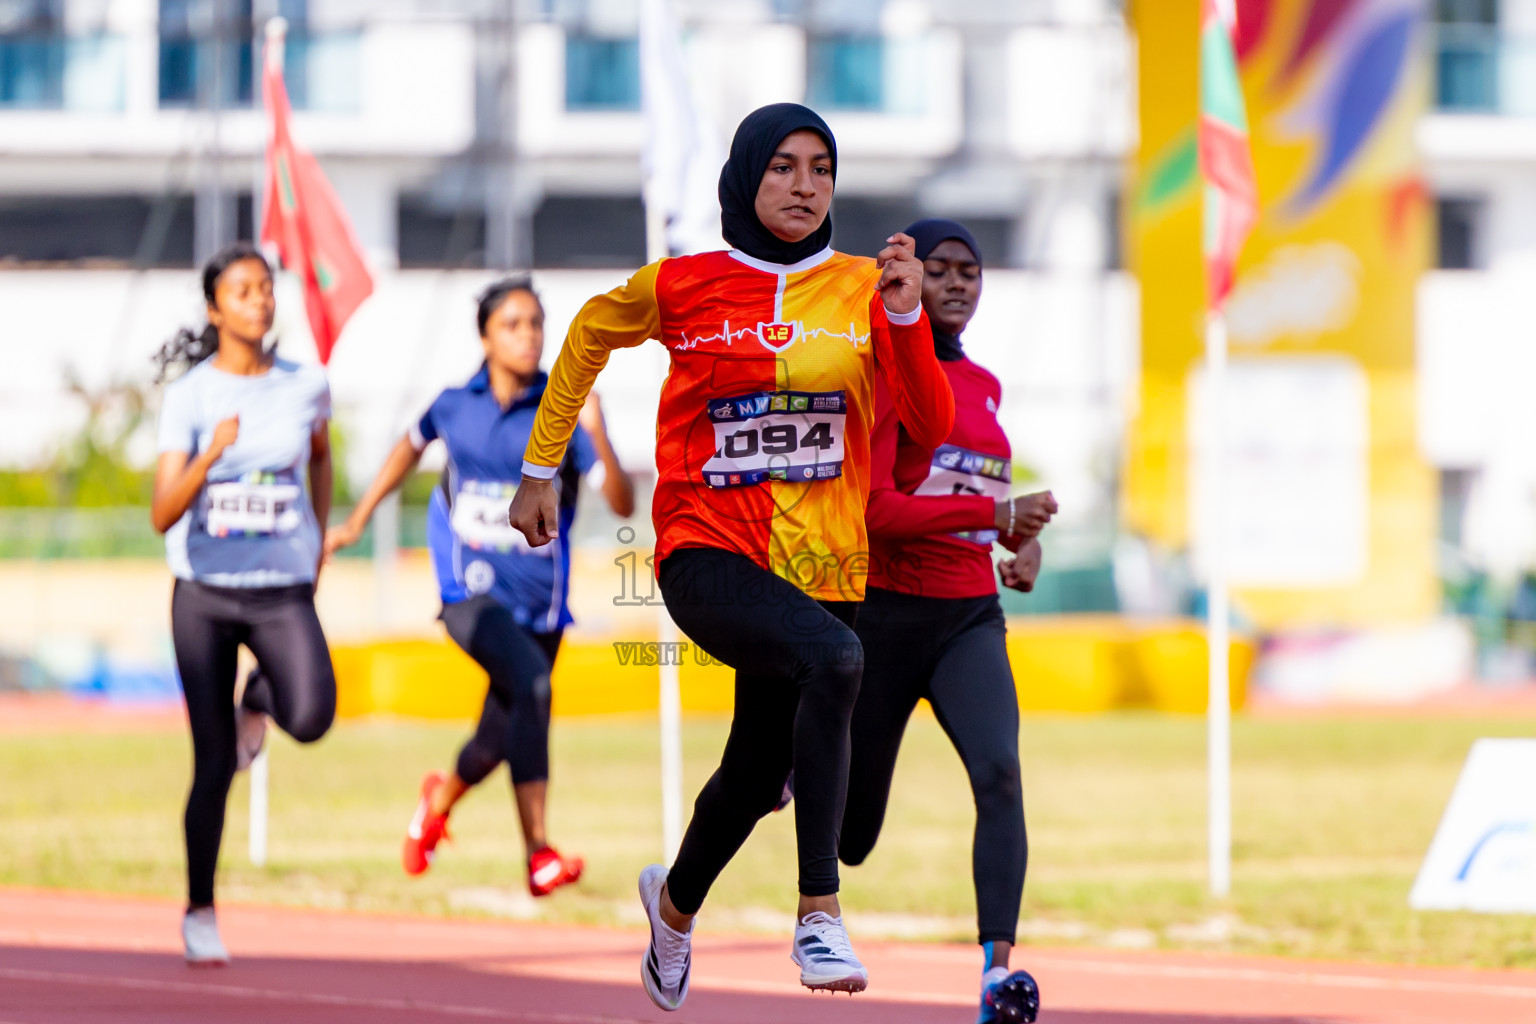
[327, 276, 633, 896]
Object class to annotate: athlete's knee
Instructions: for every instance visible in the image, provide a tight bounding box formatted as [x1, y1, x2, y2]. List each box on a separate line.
[809, 645, 863, 712]
[456, 741, 500, 786]
[283, 696, 335, 744]
[970, 751, 1023, 809]
[838, 830, 875, 867]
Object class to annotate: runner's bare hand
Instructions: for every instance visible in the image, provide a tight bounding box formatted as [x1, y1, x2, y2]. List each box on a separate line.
[508, 476, 559, 547]
[875, 232, 923, 316]
[209, 415, 239, 460]
[323, 521, 362, 561]
[999, 538, 1042, 593]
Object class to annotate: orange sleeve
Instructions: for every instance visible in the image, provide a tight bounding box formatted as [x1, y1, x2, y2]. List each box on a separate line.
[521, 261, 663, 477]
[869, 296, 953, 451]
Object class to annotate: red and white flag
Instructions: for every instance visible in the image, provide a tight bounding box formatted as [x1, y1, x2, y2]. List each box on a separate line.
[1199, 0, 1258, 309]
[260, 21, 372, 364]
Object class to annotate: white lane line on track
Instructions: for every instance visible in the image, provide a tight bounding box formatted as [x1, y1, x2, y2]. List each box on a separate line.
[0, 967, 650, 1024]
[1020, 955, 1536, 1001]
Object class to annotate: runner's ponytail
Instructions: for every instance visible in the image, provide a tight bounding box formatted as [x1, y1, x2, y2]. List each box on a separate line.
[153, 242, 272, 383]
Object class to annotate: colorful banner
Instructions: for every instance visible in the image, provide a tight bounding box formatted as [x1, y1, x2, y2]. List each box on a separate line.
[1128, 0, 1436, 628]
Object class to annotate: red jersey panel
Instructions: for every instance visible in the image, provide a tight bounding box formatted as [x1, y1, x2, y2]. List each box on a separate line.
[867, 356, 1011, 599]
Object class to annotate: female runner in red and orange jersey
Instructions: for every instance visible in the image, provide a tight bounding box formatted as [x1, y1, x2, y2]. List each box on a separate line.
[508, 103, 952, 1010]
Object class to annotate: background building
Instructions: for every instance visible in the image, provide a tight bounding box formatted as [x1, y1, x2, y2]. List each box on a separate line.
[4, 0, 1536, 690]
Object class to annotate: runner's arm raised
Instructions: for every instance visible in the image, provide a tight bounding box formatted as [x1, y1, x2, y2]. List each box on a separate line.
[865, 379, 993, 540]
[869, 299, 953, 452]
[511, 261, 663, 545]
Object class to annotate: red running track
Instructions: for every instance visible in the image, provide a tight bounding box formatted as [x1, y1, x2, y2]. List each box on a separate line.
[0, 889, 1532, 1024]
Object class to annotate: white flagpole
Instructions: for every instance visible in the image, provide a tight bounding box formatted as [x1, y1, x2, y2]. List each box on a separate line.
[640, 0, 694, 868]
[246, 16, 288, 874]
[1205, 310, 1231, 898]
[645, 198, 684, 865]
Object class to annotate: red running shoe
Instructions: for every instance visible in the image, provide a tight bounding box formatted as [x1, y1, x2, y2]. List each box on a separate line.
[402, 771, 450, 876]
[528, 845, 584, 897]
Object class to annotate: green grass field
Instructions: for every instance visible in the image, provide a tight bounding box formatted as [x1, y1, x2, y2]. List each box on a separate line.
[3, 711, 1534, 969]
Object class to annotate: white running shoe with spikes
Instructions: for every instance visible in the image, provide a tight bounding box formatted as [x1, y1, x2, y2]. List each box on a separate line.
[637, 864, 692, 1011]
[791, 911, 867, 993]
[182, 907, 229, 966]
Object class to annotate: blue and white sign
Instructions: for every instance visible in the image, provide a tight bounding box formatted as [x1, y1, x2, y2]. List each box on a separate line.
[1410, 738, 1536, 913]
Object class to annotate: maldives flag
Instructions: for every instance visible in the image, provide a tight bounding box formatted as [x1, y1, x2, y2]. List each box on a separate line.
[260, 26, 372, 364]
[1199, 0, 1258, 310]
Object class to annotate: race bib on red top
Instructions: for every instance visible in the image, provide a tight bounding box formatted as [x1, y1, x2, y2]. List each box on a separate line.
[702, 390, 846, 488]
[915, 444, 1011, 546]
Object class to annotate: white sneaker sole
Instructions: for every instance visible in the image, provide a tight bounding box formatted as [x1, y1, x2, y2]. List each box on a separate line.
[185, 952, 229, 967]
[791, 953, 868, 993]
[638, 865, 689, 1011]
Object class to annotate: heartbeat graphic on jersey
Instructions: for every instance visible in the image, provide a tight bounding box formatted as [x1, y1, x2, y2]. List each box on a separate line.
[677, 320, 870, 352]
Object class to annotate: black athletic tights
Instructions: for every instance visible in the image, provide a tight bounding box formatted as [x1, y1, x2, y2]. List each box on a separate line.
[658, 547, 862, 914]
[439, 594, 562, 788]
[840, 586, 1027, 945]
[171, 579, 336, 908]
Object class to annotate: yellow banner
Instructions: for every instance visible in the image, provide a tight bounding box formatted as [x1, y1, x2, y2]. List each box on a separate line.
[1128, 0, 1436, 628]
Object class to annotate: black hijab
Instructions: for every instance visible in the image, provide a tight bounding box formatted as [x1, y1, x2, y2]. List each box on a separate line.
[905, 218, 982, 362]
[719, 103, 837, 266]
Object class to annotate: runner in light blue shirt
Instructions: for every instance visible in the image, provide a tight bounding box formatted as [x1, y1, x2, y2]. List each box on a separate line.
[149, 243, 339, 966]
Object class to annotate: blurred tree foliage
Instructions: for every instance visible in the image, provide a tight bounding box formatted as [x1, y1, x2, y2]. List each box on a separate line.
[0, 375, 154, 507]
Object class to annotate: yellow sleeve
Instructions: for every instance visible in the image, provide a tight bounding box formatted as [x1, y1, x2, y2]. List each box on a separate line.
[521, 260, 663, 477]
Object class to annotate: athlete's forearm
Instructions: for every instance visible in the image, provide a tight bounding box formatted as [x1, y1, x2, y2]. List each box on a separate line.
[345, 436, 421, 531]
[593, 429, 636, 518]
[151, 449, 220, 533]
[525, 337, 611, 477]
[878, 309, 954, 450]
[865, 489, 996, 540]
[525, 263, 663, 477]
[309, 443, 333, 530]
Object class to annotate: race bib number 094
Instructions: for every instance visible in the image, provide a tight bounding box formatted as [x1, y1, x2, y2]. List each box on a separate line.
[702, 390, 846, 488]
[915, 444, 1011, 546]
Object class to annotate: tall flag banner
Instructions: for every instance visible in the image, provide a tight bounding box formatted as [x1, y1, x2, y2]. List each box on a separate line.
[260, 20, 373, 365]
[640, 0, 725, 256]
[1199, 0, 1257, 309]
[1129, 0, 1435, 630]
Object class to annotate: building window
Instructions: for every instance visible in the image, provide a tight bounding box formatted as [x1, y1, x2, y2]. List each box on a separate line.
[1436, 196, 1486, 270]
[158, 0, 256, 108]
[807, 36, 884, 112]
[0, 195, 195, 266]
[1435, 0, 1496, 23]
[397, 194, 487, 269]
[564, 35, 639, 111]
[1105, 189, 1124, 271]
[532, 195, 644, 268]
[1434, 1, 1500, 111]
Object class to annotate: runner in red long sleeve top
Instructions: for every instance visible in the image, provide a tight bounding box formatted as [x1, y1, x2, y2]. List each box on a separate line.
[839, 220, 1056, 1024]
[866, 359, 1013, 598]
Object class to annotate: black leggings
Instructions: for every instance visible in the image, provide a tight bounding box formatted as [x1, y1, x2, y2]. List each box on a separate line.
[658, 547, 862, 914]
[840, 587, 1026, 945]
[440, 595, 562, 787]
[171, 579, 336, 908]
